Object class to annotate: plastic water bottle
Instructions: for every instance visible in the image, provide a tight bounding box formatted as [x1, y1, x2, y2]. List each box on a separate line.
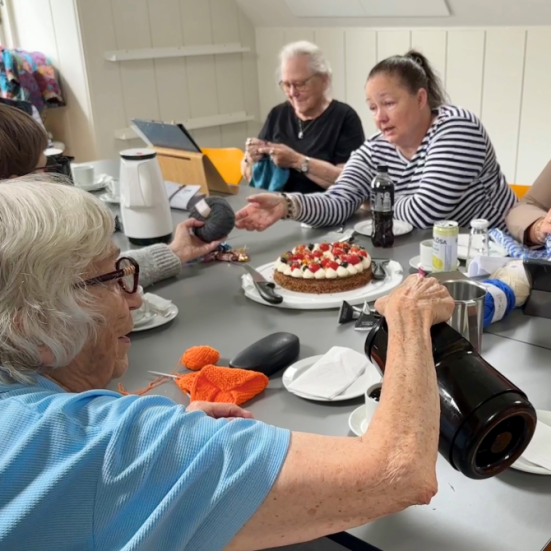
[467, 219, 490, 266]
[371, 166, 395, 248]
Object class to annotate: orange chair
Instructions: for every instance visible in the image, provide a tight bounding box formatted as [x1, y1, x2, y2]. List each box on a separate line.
[201, 148, 244, 185]
[509, 184, 529, 200]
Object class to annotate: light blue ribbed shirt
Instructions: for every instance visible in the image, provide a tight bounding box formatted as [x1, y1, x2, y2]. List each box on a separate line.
[0, 376, 290, 551]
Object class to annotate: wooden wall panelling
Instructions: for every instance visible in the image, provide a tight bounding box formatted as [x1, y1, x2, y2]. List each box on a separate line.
[410, 30, 447, 86]
[445, 30, 485, 116]
[517, 29, 551, 185]
[314, 29, 346, 102]
[238, 9, 262, 139]
[111, 0, 160, 126]
[376, 30, 411, 61]
[344, 29, 377, 137]
[481, 29, 526, 183]
[77, 0, 127, 159]
[147, 0, 190, 123]
[180, 0, 221, 147]
[255, 28, 286, 120]
[210, 0, 247, 148]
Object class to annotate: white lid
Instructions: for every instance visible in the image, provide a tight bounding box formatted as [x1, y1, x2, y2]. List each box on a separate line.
[470, 219, 490, 230]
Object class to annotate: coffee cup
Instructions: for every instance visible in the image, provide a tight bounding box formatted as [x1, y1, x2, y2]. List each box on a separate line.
[107, 178, 121, 200]
[72, 164, 95, 190]
[131, 286, 150, 326]
[419, 239, 433, 271]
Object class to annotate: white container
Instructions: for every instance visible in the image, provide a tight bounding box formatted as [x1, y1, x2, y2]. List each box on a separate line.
[432, 220, 459, 272]
[119, 149, 173, 245]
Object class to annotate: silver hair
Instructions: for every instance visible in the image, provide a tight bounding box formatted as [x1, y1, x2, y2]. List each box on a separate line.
[278, 41, 333, 91]
[0, 176, 115, 384]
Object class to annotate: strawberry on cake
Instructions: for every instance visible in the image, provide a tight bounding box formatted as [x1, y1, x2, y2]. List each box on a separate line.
[273, 242, 373, 294]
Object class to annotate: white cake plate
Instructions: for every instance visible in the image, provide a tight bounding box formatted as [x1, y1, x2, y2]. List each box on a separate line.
[241, 261, 403, 310]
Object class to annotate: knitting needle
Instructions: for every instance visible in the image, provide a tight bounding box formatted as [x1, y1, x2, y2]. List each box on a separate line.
[148, 370, 180, 379]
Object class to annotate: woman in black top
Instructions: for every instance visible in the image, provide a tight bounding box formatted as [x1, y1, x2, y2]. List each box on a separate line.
[241, 41, 365, 194]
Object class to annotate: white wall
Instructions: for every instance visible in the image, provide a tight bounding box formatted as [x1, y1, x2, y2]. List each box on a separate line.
[7, 0, 97, 161]
[77, 0, 261, 161]
[256, 26, 551, 186]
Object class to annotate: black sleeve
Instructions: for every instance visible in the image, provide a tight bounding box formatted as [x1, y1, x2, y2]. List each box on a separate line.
[333, 107, 366, 165]
[258, 107, 277, 141]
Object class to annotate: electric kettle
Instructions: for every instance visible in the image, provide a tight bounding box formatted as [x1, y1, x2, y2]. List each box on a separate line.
[365, 318, 537, 479]
[119, 149, 172, 245]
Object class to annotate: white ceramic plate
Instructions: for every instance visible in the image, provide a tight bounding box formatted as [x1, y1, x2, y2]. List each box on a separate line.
[130, 304, 179, 333]
[242, 261, 403, 310]
[457, 234, 507, 261]
[282, 355, 382, 402]
[349, 400, 380, 436]
[354, 219, 414, 237]
[510, 410, 551, 475]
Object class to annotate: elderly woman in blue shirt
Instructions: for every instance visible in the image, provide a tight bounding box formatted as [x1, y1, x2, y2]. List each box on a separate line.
[0, 177, 454, 551]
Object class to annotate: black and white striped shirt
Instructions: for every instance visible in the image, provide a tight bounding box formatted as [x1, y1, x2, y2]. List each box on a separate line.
[294, 105, 517, 229]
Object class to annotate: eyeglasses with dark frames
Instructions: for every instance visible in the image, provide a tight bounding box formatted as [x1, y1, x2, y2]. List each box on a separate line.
[278, 74, 318, 92]
[77, 257, 140, 294]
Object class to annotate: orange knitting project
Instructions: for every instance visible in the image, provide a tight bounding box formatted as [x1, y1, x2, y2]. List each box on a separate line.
[181, 345, 220, 371]
[176, 365, 269, 406]
[119, 345, 269, 404]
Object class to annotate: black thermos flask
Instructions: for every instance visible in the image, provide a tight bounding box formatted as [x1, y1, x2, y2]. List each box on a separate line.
[365, 319, 537, 480]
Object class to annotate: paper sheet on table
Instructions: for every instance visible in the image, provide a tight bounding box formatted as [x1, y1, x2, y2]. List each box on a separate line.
[467, 256, 511, 278]
[288, 346, 367, 400]
[521, 419, 551, 472]
[144, 293, 173, 315]
[165, 181, 201, 211]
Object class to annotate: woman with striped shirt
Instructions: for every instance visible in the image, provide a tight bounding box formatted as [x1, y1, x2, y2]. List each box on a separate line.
[235, 50, 516, 232]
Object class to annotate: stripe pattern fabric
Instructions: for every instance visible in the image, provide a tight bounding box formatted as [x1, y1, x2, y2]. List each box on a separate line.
[295, 105, 517, 230]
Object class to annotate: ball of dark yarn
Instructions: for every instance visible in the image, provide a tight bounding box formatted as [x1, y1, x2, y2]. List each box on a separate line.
[189, 197, 235, 243]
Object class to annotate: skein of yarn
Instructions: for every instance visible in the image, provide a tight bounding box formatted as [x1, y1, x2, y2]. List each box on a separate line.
[189, 197, 235, 243]
[490, 260, 531, 307]
[483, 279, 516, 328]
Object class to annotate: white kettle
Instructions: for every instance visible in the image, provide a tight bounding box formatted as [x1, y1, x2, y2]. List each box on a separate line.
[119, 149, 173, 245]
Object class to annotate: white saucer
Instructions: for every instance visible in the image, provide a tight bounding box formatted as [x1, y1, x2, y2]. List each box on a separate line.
[282, 354, 381, 402]
[76, 181, 107, 193]
[99, 192, 120, 204]
[409, 255, 433, 272]
[131, 304, 179, 333]
[348, 400, 379, 436]
[354, 219, 413, 238]
[511, 410, 551, 475]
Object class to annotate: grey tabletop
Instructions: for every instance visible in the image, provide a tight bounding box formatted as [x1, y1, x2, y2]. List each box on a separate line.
[93, 160, 551, 551]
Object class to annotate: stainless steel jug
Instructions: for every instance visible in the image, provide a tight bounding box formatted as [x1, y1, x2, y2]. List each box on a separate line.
[441, 279, 486, 351]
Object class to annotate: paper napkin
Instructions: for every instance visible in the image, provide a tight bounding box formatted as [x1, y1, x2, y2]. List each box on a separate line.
[288, 346, 368, 400]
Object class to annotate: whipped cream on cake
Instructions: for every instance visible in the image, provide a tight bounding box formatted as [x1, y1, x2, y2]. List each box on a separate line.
[273, 242, 373, 295]
[275, 243, 371, 279]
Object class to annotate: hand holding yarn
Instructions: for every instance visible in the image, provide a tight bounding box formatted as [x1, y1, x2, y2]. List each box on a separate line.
[189, 197, 235, 243]
[168, 219, 224, 263]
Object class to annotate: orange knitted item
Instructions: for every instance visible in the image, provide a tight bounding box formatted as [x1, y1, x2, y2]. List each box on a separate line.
[181, 345, 220, 371]
[176, 365, 269, 405]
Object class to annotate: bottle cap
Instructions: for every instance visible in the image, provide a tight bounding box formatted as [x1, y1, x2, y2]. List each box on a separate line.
[376, 165, 389, 173]
[470, 219, 490, 230]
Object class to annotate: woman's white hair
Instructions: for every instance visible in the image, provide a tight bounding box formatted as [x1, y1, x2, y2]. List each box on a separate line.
[278, 40, 333, 84]
[0, 176, 115, 384]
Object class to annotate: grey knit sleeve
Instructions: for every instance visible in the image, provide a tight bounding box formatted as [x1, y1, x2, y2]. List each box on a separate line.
[122, 244, 182, 288]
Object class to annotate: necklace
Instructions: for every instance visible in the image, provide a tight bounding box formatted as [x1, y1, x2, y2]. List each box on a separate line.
[297, 118, 314, 140]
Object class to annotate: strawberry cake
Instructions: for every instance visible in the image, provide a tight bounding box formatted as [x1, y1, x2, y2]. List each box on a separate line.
[273, 242, 373, 294]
